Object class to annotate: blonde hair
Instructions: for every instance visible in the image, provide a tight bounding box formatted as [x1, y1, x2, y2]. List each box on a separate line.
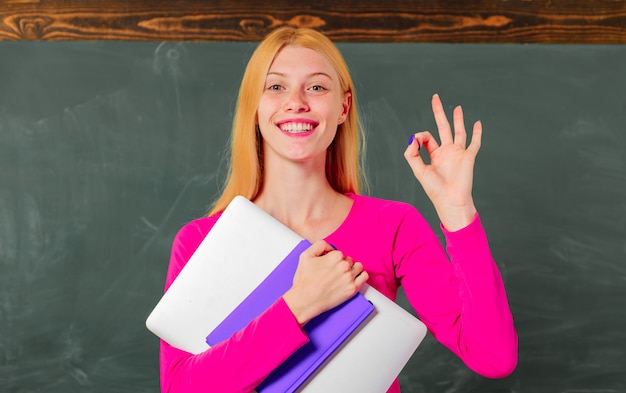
[209, 27, 367, 215]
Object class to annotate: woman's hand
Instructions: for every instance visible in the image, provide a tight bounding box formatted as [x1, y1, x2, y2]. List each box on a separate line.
[404, 94, 482, 231]
[283, 240, 369, 326]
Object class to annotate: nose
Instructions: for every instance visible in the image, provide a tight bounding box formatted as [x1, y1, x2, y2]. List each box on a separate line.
[284, 89, 309, 112]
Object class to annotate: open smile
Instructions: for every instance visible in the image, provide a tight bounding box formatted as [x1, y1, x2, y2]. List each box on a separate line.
[277, 120, 319, 134]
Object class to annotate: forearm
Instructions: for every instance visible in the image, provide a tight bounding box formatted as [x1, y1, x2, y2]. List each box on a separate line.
[160, 298, 309, 393]
[439, 215, 518, 378]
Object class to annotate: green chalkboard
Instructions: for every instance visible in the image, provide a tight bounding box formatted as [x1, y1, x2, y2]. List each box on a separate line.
[1, 41, 625, 392]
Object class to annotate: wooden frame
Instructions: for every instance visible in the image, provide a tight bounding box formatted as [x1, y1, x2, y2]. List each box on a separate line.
[1, 0, 625, 43]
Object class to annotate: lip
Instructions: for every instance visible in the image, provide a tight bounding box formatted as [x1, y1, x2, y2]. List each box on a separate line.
[275, 118, 319, 136]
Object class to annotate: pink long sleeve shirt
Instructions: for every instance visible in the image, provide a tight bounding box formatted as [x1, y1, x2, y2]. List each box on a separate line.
[159, 194, 518, 392]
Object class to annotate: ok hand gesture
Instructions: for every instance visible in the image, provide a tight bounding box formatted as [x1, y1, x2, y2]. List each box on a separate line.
[404, 94, 482, 231]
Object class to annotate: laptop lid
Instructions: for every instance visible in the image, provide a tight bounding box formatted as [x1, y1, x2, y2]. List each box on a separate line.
[146, 196, 427, 391]
[146, 195, 302, 355]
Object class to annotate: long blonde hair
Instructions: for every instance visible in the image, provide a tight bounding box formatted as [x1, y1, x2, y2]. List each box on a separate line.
[209, 27, 366, 215]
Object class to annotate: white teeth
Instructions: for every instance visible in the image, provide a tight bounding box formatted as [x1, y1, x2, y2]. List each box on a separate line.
[279, 122, 313, 133]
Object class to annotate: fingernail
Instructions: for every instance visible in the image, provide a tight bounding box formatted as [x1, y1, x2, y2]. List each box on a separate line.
[408, 134, 421, 151]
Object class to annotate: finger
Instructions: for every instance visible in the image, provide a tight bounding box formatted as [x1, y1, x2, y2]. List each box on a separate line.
[354, 269, 369, 288]
[351, 261, 364, 278]
[404, 136, 426, 178]
[467, 120, 483, 155]
[405, 132, 422, 157]
[453, 106, 467, 147]
[406, 131, 439, 157]
[306, 240, 335, 258]
[340, 256, 355, 273]
[404, 131, 439, 180]
[432, 94, 453, 145]
[414, 131, 440, 156]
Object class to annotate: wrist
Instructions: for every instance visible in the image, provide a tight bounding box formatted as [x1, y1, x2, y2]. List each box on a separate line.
[436, 203, 477, 232]
[283, 289, 318, 326]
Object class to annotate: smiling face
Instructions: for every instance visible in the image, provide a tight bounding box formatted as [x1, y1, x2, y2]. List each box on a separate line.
[256, 45, 351, 167]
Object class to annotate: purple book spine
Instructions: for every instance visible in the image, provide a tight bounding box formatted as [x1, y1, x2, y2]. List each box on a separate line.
[206, 240, 374, 393]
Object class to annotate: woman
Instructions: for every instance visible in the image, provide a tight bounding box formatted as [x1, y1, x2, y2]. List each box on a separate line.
[160, 26, 518, 393]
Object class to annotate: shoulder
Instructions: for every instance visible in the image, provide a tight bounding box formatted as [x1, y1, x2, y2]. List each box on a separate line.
[173, 214, 222, 249]
[351, 194, 425, 225]
[165, 213, 222, 290]
[339, 194, 433, 241]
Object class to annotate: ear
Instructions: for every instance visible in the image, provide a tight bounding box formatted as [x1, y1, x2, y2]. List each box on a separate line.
[338, 91, 352, 124]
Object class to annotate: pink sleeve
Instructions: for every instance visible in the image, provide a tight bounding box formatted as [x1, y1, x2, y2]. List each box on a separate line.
[159, 221, 310, 393]
[395, 212, 518, 378]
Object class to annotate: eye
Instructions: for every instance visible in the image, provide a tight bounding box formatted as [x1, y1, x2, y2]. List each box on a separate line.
[309, 85, 326, 92]
[267, 84, 283, 91]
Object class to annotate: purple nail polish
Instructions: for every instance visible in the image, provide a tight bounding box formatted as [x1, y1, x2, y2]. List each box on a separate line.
[408, 134, 415, 146]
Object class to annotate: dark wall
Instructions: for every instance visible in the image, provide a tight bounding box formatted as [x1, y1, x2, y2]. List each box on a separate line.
[1, 41, 624, 392]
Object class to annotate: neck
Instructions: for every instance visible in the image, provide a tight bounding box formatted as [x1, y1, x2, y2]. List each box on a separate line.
[253, 157, 349, 240]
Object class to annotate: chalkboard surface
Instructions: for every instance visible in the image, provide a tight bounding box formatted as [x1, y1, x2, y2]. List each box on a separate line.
[1, 41, 624, 392]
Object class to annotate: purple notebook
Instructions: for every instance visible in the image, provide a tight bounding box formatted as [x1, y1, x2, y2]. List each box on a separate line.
[205, 240, 375, 393]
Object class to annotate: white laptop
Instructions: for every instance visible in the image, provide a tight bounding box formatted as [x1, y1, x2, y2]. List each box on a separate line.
[146, 196, 427, 392]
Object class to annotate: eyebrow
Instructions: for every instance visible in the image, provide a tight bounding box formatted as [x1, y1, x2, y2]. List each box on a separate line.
[266, 71, 333, 79]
